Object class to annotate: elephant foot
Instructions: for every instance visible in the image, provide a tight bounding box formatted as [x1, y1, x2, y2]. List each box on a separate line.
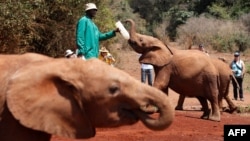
[208, 115, 220, 122]
[200, 109, 221, 122]
[221, 107, 229, 112]
[229, 106, 238, 114]
[200, 114, 209, 120]
[175, 106, 183, 111]
[200, 109, 210, 120]
[223, 106, 238, 113]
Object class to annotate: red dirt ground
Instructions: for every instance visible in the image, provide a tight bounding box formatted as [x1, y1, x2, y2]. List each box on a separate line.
[52, 48, 250, 141]
[52, 112, 250, 141]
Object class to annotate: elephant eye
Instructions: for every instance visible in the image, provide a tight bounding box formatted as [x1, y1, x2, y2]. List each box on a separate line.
[109, 85, 120, 95]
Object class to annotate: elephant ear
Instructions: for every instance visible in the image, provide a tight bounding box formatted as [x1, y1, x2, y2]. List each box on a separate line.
[6, 59, 95, 139]
[139, 43, 173, 67]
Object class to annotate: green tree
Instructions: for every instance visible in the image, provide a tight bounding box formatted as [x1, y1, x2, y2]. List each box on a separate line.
[0, 0, 116, 57]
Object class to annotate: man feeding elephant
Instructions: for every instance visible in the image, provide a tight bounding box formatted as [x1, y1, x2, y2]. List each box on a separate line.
[76, 3, 120, 60]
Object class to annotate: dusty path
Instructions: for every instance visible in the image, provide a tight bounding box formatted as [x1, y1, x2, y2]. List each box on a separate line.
[52, 49, 250, 141]
[52, 111, 250, 141]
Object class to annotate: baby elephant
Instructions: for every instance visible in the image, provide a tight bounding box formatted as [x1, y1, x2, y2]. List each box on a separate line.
[0, 53, 174, 141]
[175, 58, 238, 113]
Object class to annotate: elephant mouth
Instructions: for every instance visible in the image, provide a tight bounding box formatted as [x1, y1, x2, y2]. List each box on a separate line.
[139, 105, 159, 114]
[119, 104, 159, 122]
[118, 104, 159, 122]
[120, 108, 139, 120]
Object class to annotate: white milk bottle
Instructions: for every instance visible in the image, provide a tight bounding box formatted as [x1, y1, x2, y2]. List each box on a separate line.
[115, 21, 130, 40]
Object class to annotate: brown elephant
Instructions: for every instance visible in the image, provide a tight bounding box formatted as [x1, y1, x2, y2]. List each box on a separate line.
[125, 19, 221, 121]
[0, 54, 174, 141]
[175, 58, 238, 113]
[0, 53, 51, 118]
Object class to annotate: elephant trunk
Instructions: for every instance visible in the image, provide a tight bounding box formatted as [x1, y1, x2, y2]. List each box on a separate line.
[125, 19, 136, 40]
[125, 19, 143, 53]
[134, 85, 174, 130]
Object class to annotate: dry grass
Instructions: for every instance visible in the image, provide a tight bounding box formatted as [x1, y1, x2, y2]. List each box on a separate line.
[237, 105, 250, 113]
[176, 15, 250, 52]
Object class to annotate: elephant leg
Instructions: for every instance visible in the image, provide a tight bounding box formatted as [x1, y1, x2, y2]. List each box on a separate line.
[207, 96, 220, 122]
[153, 72, 170, 96]
[175, 95, 185, 110]
[218, 93, 223, 112]
[196, 96, 210, 120]
[223, 83, 237, 113]
[224, 95, 237, 113]
[153, 82, 169, 96]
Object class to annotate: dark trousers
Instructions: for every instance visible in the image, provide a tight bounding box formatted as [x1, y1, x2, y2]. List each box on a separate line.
[141, 69, 153, 86]
[232, 77, 243, 99]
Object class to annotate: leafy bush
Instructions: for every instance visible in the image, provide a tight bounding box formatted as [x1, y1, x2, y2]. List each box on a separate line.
[208, 3, 230, 19]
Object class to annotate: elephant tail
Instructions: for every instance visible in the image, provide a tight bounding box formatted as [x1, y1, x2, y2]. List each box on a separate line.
[231, 74, 240, 89]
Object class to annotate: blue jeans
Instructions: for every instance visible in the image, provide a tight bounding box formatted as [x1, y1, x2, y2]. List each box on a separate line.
[141, 68, 153, 86]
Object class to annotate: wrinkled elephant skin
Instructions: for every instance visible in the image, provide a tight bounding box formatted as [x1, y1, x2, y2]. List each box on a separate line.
[126, 19, 221, 122]
[0, 54, 174, 141]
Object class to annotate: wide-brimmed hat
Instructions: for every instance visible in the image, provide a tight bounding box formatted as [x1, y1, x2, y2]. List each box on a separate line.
[99, 47, 109, 53]
[85, 3, 97, 11]
[65, 49, 74, 57]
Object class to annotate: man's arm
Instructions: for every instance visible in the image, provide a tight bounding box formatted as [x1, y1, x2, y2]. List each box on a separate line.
[98, 30, 116, 41]
[99, 28, 119, 41]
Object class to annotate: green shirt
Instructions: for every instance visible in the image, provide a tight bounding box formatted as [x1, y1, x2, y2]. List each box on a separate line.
[76, 15, 116, 59]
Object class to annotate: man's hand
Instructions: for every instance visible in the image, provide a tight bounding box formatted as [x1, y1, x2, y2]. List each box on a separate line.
[114, 28, 120, 33]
